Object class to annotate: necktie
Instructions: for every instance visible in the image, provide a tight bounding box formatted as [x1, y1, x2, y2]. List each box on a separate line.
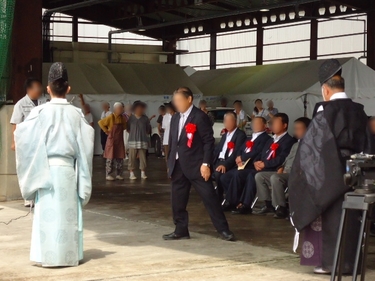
[178, 114, 185, 140]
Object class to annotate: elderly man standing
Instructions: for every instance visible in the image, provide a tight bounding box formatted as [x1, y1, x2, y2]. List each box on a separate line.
[163, 87, 235, 241]
[10, 77, 47, 207]
[289, 59, 374, 274]
[99, 102, 127, 181]
[100, 102, 112, 152]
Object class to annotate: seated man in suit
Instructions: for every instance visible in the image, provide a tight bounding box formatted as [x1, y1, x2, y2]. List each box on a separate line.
[228, 113, 296, 214]
[213, 111, 247, 203]
[220, 117, 271, 211]
[254, 117, 311, 218]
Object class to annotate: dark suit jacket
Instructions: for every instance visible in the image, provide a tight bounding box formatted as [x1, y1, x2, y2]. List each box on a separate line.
[237, 132, 271, 169]
[213, 129, 246, 170]
[254, 133, 296, 171]
[168, 106, 215, 178]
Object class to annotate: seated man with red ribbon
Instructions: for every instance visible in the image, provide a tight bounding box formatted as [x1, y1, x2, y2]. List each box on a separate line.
[222, 113, 296, 214]
[254, 117, 310, 218]
[220, 116, 271, 212]
[213, 111, 247, 203]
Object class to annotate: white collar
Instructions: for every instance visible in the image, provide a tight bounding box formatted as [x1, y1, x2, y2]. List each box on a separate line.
[330, 92, 348, 101]
[50, 98, 69, 104]
[181, 104, 194, 117]
[252, 131, 265, 140]
[273, 131, 287, 142]
[227, 127, 237, 137]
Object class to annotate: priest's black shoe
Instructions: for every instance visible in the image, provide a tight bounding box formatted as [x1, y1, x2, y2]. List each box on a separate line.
[231, 205, 252, 215]
[253, 205, 275, 215]
[219, 230, 236, 241]
[273, 206, 288, 219]
[162, 232, 190, 240]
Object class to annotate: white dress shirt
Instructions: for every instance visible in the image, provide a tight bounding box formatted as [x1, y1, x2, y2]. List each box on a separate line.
[162, 113, 172, 145]
[251, 131, 265, 142]
[176, 104, 194, 159]
[273, 131, 287, 143]
[219, 128, 237, 159]
[317, 92, 349, 112]
[101, 110, 112, 119]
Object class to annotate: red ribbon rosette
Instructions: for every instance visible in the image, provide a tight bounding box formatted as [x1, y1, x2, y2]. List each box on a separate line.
[245, 141, 254, 153]
[267, 143, 280, 160]
[227, 141, 235, 156]
[185, 123, 197, 148]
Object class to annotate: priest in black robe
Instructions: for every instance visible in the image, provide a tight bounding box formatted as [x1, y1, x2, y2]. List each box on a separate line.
[289, 59, 374, 274]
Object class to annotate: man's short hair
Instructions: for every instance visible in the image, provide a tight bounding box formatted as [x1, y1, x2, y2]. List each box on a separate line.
[273, 113, 289, 127]
[295, 117, 311, 128]
[325, 76, 345, 90]
[24, 77, 41, 92]
[174, 87, 193, 100]
[159, 105, 166, 111]
[233, 100, 242, 105]
[199, 99, 207, 106]
[224, 111, 237, 120]
[49, 78, 69, 97]
[254, 116, 267, 124]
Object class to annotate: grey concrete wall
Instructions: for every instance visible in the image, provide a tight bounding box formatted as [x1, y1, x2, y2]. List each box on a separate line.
[0, 105, 22, 201]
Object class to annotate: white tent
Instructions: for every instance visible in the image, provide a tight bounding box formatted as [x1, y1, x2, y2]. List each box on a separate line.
[43, 63, 202, 154]
[190, 58, 375, 129]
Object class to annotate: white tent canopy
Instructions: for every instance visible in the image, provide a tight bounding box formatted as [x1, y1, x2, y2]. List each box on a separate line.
[43, 63, 202, 154]
[190, 58, 375, 124]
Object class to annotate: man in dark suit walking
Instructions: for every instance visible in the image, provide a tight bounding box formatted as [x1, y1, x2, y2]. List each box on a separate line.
[220, 117, 271, 212]
[213, 111, 246, 203]
[163, 87, 235, 241]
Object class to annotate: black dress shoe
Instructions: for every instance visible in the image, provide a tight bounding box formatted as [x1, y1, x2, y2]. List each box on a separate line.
[162, 232, 190, 240]
[219, 230, 236, 241]
[231, 205, 252, 215]
[253, 205, 275, 215]
[273, 206, 288, 219]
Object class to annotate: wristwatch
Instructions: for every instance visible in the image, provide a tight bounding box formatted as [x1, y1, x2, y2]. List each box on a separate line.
[202, 163, 210, 168]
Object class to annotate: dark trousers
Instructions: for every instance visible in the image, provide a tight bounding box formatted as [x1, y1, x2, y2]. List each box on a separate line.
[100, 130, 108, 151]
[220, 168, 257, 207]
[171, 161, 229, 235]
[213, 160, 226, 203]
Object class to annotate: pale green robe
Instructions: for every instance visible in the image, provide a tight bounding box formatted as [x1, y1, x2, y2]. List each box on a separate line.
[14, 98, 94, 267]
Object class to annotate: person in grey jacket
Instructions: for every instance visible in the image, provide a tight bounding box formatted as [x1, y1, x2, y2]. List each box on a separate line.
[254, 117, 311, 219]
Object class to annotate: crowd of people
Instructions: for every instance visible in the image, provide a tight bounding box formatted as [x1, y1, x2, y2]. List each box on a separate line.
[10, 59, 375, 277]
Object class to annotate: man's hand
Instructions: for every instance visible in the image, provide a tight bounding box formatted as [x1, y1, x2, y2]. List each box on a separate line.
[216, 165, 226, 174]
[235, 156, 242, 166]
[11, 142, 15, 151]
[277, 167, 284, 174]
[254, 161, 265, 171]
[200, 165, 211, 181]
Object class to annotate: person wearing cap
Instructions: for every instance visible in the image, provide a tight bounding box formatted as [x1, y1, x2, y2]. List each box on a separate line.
[233, 100, 247, 130]
[10, 77, 47, 207]
[14, 62, 94, 267]
[161, 102, 176, 167]
[78, 94, 94, 127]
[289, 59, 375, 275]
[98, 102, 127, 181]
[99, 101, 112, 152]
[127, 101, 151, 180]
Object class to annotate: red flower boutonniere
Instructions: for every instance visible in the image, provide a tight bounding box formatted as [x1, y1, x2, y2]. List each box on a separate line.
[245, 141, 254, 153]
[227, 141, 235, 156]
[267, 143, 280, 160]
[185, 123, 197, 148]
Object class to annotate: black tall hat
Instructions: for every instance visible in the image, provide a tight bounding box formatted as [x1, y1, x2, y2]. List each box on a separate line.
[319, 59, 342, 85]
[48, 62, 68, 84]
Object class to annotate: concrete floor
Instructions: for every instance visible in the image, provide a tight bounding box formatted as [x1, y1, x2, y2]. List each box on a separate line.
[1, 155, 375, 281]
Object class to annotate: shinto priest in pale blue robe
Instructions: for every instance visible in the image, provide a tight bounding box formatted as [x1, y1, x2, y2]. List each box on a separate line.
[14, 98, 94, 267]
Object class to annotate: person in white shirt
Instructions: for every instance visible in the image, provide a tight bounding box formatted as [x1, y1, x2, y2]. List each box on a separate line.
[100, 102, 112, 151]
[233, 100, 247, 129]
[10, 77, 47, 207]
[79, 94, 94, 127]
[252, 99, 270, 120]
[266, 100, 278, 118]
[161, 102, 176, 167]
